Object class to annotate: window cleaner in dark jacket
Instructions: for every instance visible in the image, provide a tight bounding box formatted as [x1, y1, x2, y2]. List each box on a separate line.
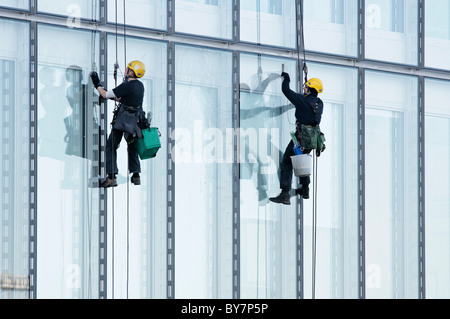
[269, 72, 324, 205]
[90, 60, 146, 188]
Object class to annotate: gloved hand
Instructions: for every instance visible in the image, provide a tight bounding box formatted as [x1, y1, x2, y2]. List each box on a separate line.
[90, 71, 101, 88]
[281, 72, 290, 82]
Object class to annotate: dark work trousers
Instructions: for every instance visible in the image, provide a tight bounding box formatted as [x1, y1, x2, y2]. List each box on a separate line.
[279, 138, 311, 192]
[105, 128, 141, 176]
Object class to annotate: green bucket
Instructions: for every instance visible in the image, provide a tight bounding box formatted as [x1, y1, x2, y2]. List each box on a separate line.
[136, 127, 161, 160]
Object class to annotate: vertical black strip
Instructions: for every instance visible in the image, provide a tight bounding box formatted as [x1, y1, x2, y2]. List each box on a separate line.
[418, 0, 425, 69]
[234, 0, 240, 44]
[359, 0, 365, 62]
[296, 197, 304, 299]
[232, 50, 240, 299]
[29, 19, 37, 299]
[98, 29, 108, 299]
[357, 0, 366, 300]
[418, 76, 426, 299]
[295, 0, 304, 300]
[358, 67, 365, 299]
[167, 40, 175, 299]
[418, 0, 426, 300]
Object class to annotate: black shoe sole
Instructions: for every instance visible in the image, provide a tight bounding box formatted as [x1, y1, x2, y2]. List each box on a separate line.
[269, 198, 291, 205]
[100, 184, 118, 188]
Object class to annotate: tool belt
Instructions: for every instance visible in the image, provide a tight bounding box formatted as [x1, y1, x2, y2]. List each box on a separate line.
[112, 103, 141, 135]
[297, 122, 326, 155]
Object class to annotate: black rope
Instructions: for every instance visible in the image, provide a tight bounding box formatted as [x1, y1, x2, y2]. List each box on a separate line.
[312, 152, 318, 299]
[123, 0, 130, 300]
[297, 1, 318, 299]
[297, 0, 308, 84]
[111, 0, 119, 300]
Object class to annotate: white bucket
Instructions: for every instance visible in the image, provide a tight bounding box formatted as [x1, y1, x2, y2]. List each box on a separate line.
[291, 154, 312, 177]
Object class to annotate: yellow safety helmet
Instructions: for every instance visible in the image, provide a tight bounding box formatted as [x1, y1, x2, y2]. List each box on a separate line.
[127, 60, 145, 78]
[305, 78, 323, 94]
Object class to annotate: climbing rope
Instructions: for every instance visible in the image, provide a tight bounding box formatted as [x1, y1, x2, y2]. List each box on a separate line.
[87, 0, 98, 299]
[122, 0, 130, 300]
[311, 152, 318, 299]
[296, 0, 318, 299]
[297, 0, 308, 83]
[111, 0, 130, 299]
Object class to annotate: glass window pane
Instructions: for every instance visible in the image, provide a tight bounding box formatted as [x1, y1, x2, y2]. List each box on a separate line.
[37, 24, 100, 298]
[425, 78, 450, 298]
[174, 45, 233, 298]
[425, 0, 450, 70]
[0, 0, 28, 10]
[106, 35, 168, 299]
[365, 71, 418, 298]
[365, 0, 418, 65]
[240, 0, 296, 48]
[239, 54, 297, 299]
[107, 0, 167, 31]
[304, 0, 359, 57]
[298, 62, 359, 299]
[175, 0, 232, 39]
[38, 0, 99, 21]
[0, 18, 29, 299]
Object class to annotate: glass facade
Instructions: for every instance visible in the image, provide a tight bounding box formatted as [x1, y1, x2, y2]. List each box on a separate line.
[365, 71, 419, 298]
[173, 45, 233, 298]
[0, 18, 29, 299]
[304, 0, 359, 57]
[0, 1, 449, 300]
[424, 78, 450, 298]
[365, 0, 418, 65]
[107, 0, 167, 31]
[176, 0, 232, 39]
[37, 24, 100, 299]
[425, 0, 450, 70]
[37, 0, 100, 21]
[240, 1, 297, 48]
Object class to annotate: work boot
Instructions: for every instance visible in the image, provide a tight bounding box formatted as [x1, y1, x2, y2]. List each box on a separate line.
[131, 173, 141, 185]
[269, 191, 291, 205]
[100, 175, 117, 188]
[296, 186, 309, 199]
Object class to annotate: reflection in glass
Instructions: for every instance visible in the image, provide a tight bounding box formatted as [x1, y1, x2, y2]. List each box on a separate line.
[424, 79, 450, 298]
[240, 53, 297, 298]
[175, 0, 232, 39]
[174, 45, 232, 298]
[0, 18, 29, 300]
[425, 0, 450, 70]
[304, 0, 358, 57]
[365, 71, 418, 298]
[365, 0, 418, 65]
[107, 0, 167, 31]
[37, 0, 99, 21]
[240, 0, 296, 48]
[0, 0, 28, 10]
[37, 25, 100, 298]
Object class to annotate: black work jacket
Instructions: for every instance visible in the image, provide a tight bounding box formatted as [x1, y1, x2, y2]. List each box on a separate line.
[282, 78, 323, 126]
